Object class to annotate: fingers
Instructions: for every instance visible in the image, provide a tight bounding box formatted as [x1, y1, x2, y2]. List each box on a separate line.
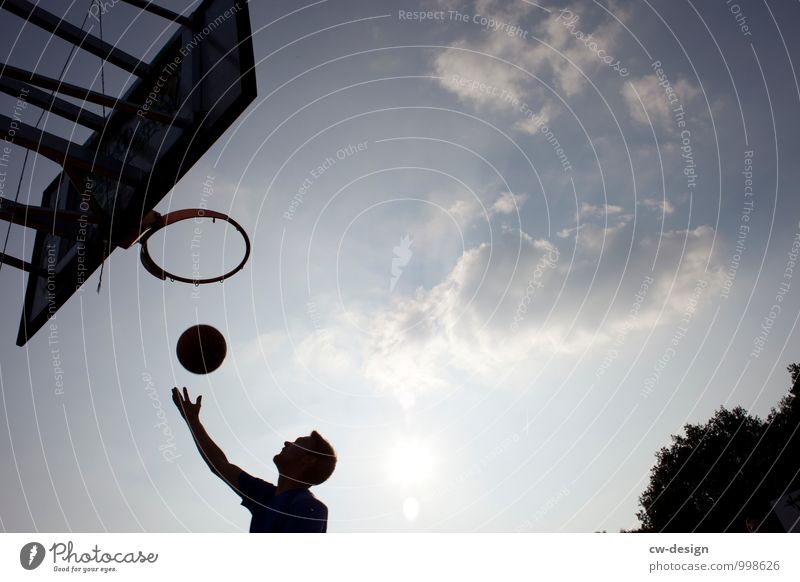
[172, 388, 185, 414]
[171, 387, 200, 419]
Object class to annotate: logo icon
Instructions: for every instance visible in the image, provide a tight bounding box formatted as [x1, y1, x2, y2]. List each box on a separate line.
[20, 542, 46, 570]
[390, 234, 413, 292]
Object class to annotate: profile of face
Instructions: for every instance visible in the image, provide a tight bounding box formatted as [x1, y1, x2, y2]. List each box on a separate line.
[273, 435, 319, 483]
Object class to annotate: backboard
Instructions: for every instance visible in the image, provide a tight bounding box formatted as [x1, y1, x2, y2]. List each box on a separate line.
[15, 0, 256, 346]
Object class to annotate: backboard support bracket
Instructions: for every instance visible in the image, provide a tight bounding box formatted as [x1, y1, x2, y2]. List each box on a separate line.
[0, 114, 147, 185]
[0, 197, 103, 241]
[0, 77, 106, 131]
[1, 0, 152, 76]
[0, 64, 191, 128]
[119, 0, 193, 26]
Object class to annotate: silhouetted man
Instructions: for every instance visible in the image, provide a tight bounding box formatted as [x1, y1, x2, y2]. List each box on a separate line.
[172, 387, 336, 532]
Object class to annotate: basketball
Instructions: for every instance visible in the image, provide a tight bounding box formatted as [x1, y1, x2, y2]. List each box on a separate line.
[176, 324, 227, 374]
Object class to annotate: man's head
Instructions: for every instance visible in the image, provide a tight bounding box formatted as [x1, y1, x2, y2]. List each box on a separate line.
[273, 431, 337, 487]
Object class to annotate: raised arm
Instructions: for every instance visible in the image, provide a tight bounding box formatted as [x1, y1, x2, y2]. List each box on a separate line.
[172, 387, 242, 492]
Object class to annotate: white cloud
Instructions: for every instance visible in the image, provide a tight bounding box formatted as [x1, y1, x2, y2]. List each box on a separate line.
[512, 101, 560, 135]
[640, 225, 725, 315]
[641, 197, 676, 215]
[580, 202, 625, 217]
[294, 326, 361, 379]
[433, 41, 529, 113]
[492, 191, 528, 214]
[285, 218, 726, 408]
[623, 74, 700, 132]
[447, 198, 483, 222]
[557, 209, 632, 255]
[431, 2, 629, 126]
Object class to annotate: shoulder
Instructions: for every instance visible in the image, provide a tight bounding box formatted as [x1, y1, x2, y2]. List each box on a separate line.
[289, 490, 327, 517]
[237, 471, 276, 508]
[238, 471, 275, 491]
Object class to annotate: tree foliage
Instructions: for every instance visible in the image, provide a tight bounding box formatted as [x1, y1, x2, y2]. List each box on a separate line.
[634, 364, 800, 532]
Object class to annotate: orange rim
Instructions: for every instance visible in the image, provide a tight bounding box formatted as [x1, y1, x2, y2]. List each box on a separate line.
[138, 209, 251, 284]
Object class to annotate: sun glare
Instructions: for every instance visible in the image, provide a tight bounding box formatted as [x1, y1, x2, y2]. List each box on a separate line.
[385, 437, 436, 487]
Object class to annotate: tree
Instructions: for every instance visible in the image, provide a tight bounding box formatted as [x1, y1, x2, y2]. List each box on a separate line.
[634, 364, 800, 532]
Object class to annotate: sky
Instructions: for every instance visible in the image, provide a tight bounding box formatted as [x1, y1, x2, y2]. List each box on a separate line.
[1, 0, 799, 532]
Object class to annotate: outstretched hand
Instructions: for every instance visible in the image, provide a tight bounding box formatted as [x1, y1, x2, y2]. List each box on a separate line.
[172, 386, 202, 423]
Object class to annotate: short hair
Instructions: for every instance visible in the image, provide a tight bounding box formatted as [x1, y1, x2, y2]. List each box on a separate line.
[304, 431, 337, 486]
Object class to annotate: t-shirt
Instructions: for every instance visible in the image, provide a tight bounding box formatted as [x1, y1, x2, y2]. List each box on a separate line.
[238, 471, 328, 533]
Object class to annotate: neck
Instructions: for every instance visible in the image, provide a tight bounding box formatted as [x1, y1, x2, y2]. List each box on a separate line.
[275, 475, 309, 495]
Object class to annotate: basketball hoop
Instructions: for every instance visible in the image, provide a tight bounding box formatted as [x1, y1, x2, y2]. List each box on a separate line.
[1, 0, 257, 345]
[138, 209, 251, 285]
